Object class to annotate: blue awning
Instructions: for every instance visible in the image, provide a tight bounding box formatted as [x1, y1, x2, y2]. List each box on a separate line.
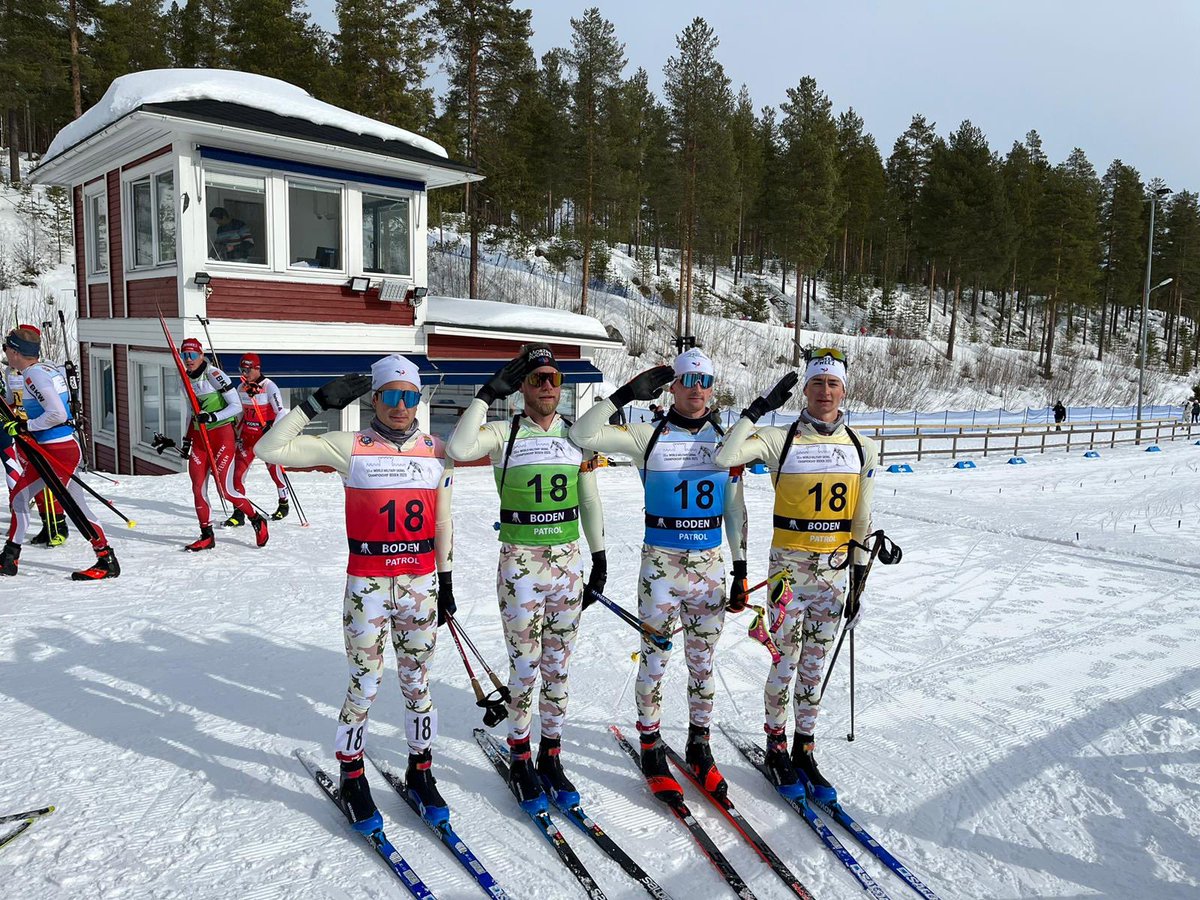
[226, 353, 603, 387]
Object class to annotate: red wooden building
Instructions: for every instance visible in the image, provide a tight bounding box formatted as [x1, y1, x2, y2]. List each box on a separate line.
[31, 70, 618, 475]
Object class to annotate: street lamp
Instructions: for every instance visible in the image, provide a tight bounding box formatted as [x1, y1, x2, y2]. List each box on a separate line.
[1136, 187, 1172, 441]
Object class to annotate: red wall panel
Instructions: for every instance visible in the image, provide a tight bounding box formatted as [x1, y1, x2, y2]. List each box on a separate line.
[206, 279, 415, 326]
[126, 277, 177, 318]
[113, 344, 129, 475]
[106, 170, 123, 317]
[73, 186, 87, 318]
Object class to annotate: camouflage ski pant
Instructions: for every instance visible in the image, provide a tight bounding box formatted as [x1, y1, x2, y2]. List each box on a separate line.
[635, 543, 727, 734]
[764, 547, 848, 736]
[336, 572, 438, 758]
[497, 541, 585, 742]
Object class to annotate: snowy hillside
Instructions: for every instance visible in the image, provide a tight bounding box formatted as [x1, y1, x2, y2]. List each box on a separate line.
[2, 442, 1198, 899]
[428, 224, 1198, 415]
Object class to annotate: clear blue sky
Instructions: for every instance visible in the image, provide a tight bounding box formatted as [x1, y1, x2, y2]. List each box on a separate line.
[309, 0, 1200, 192]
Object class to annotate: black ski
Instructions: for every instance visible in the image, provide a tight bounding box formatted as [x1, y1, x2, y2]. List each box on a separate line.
[609, 725, 757, 900]
[0, 804, 56, 825]
[0, 805, 55, 852]
[472, 729, 606, 900]
[663, 740, 815, 899]
[294, 750, 436, 899]
[479, 730, 672, 900]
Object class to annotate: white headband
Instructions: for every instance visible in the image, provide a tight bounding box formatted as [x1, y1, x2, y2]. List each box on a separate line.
[804, 356, 847, 388]
[371, 353, 422, 390]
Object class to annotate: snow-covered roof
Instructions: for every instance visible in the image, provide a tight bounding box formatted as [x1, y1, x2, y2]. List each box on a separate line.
[44, 69, 448, 165]
[426, 296, 616, 343]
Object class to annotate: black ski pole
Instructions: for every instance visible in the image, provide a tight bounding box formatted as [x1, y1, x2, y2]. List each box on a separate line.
[278, 469, 309, 526]
[196, 315, 222, 370]
[847, 633, 856, 742]
[65, 471, 136, 528]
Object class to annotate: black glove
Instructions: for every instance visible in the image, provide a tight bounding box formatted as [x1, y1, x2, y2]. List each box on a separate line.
[728, 559, 749, 613]
[309, 373, 373, 413]
[610, 366, 675, 408]
[743, 371, 799, 423]
[181, 437, 193, 458]
[844, 563, 867, 627]
[583, 550, 607, 608]
[151, 432, 176, 455]
[244, 382, 263, 397]
[195, 411, 218, 425]
[437, 571, 456, 626]
[477, 354, 533, 405]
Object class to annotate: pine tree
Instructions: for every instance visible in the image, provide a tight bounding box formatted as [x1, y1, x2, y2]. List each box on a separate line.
[835, 108, 885, 295]
[333, 0, 435, 130]
[164, 0, 231, 69]
[885, 114, 936, 286]
[1099, 160, 1146, 354]
[729, 85, 762, 285]
[226, 0, 329, 95]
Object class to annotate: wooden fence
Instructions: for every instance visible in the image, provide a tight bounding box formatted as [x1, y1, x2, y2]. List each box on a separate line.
[851, 418, 1200, 463]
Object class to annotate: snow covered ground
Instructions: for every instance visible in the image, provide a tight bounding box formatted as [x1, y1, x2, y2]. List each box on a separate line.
[2, 441, 1198, 899]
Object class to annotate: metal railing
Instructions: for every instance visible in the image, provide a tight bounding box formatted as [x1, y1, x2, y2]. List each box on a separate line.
[851, 418, 1199, 463]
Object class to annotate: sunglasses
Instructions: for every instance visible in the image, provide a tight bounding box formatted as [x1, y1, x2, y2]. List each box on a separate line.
[677, 373, 714, 389]
[525, 371, 564, 388]
[376, 388, 420, 409]
[181, 351, 202, 361]
[805, 346, 848, 364]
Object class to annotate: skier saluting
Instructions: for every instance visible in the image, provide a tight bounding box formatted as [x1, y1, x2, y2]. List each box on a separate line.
[177, 338, 268, 551]
[1, 326, 119, 580]
[256, 355, 456, 832]
[570, 348, 748, 802]
[225, 353, 290, 525]
[446, 344, 606, 811]
[714, 349, 878, 804]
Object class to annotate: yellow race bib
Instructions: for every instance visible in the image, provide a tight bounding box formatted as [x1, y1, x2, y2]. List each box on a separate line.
[772, 432, 861, 551]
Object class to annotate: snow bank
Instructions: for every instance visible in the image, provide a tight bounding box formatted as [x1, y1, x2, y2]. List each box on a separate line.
[426, 295, 611, 341]
[43, 69, 448, 164]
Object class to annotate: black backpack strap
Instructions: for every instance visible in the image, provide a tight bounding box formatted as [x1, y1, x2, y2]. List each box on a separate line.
[774, 418, 801, 488]
[640, 417, 671, 482]
[496, 414, 522, 497]
[844, 425, 866, 469]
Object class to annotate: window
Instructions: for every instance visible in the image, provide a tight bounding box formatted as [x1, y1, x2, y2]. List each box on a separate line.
[362, 193, 410, 276]
[86, 192, 108, 275]
[288, 386, 342, 434]
[136, 359, 186, 451]
[129, 171, 176, 268]
[90, 352, 116, 438]
[288, 180, 342, 270]
[205, 170, 267, 265]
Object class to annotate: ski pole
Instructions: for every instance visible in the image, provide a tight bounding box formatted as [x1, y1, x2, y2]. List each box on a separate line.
[451, 614, 511, 699]
[196, 315, 222, 370]
[445, 615, 509, 726]
[847, 633, 856, 742]
[279, 468, 309, 526]
[587, 588, 672, 651]
[67, 471, 136, 528]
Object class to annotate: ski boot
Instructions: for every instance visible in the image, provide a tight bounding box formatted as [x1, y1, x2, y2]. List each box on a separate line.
[338, 757, 383, 834]
[30, 513, 68, 546]
[764, 727, 805, 801]
[405, 749, 449, 826]
[71, 546, 120, 581]
[0, 541, 20, 576]
[685, 723, 728, 799]
[184, 526, 216, 552]
[506, 736, 547, 812]
[792, 733, 837, 804]
[271, 498, 290, 521]
[223, 510, 245, 528]
[251, 514, 269, 547]
[537, 736, 580, 808]
[639, 730, 682, 804]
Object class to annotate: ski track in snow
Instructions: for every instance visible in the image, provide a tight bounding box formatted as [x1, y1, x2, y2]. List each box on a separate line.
[1, 442, 1199, 899]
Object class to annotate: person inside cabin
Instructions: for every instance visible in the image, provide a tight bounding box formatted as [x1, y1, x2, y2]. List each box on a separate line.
[209, 207, 255, 262]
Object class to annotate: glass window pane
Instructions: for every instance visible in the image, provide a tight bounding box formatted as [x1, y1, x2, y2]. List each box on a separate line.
[290, 386, 342, 434]
[91, 356, 116, 434]
[90, 195, 108, 273]
[361, 193, 410, 275]
[139, 363, 161, 446]
[163, 366, 185, 446]
[156, 172, 176, 263]
[205, 170, 267, 264]
[133, 180, 153, 267]
[289, 180, 342, 269]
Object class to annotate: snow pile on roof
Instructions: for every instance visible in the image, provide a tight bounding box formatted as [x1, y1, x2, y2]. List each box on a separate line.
[426, 296, 612, 342]
[43, 69, 448, 164]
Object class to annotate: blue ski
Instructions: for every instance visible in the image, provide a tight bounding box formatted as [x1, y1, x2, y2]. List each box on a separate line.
[295, 750, 436, 900]
[472, 729, 606, 900]
[367, 752, 511, 900]
[480, 731, 672, 900]
[719, 726, 892, 899]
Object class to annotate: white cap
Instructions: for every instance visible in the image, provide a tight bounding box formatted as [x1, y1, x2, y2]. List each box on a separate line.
[371, 353, 421, 390]
[673, 348, 714, 378]
[804, 355, 847, 388]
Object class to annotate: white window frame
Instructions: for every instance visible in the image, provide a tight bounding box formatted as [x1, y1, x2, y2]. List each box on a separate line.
[358, 188, 415, 278]
[83, 185, 108, 278]
[285, 175, 347, 275]
[129, 351, 188, 471]
[126, 169, 177, 271]
[89, 347, 116, 443]
[203, 164, 272, 270]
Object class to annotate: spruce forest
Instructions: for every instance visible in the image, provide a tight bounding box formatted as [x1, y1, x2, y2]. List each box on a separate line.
[4, 0, 1199, 376]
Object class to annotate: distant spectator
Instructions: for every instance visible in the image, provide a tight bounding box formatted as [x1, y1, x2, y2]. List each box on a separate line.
[650, 403, 666, 423]
[1191, 399, 1199, 424]
[1053, 401, 1067, 431]
[209, 207, 255, 261]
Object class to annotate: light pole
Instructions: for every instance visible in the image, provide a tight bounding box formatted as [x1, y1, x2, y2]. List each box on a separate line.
[1137, 186, 1172, 441]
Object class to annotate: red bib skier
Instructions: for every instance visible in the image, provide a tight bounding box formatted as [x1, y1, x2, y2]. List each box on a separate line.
[256, 354, 456, 834]
[225, 353, 290, 526]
